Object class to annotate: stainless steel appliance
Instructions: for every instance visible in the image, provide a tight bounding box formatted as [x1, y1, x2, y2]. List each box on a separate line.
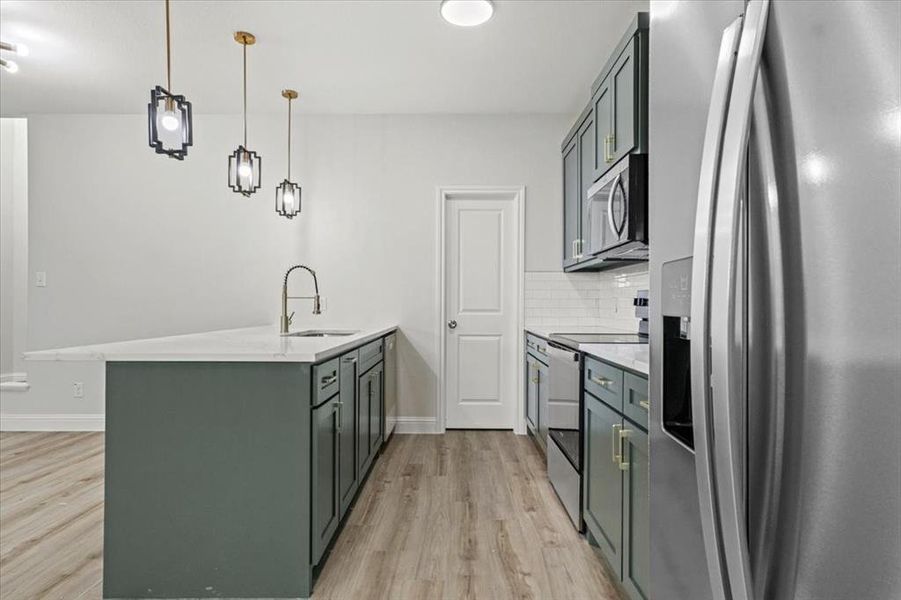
[546, 333, 648, 530]
[584, 154, 648, 261]
[650, 2, 901, 599]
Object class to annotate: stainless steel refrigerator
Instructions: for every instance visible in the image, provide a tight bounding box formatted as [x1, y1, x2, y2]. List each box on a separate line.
[648, 1, 901, 599]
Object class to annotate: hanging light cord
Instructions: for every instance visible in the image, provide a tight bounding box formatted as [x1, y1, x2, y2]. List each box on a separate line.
[242, 42, 248, 146]
[287, 96, 292, 180]
[165, 0, 171, 91]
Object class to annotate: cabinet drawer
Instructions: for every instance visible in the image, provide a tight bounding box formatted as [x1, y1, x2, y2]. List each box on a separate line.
[584, 356, 623, 411]
[359, 338, 384, 373]
[623, 372, 649, 429]
[313, 358, 340, 406]
[526, 334, 549, 362]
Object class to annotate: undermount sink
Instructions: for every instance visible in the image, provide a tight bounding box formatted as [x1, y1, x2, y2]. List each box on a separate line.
[284, 329, 359, 338]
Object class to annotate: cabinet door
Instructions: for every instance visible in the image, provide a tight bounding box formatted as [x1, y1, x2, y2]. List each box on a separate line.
[537, 359, 549, 450]
[525, 354, 539, 433]
[562, 137, 580, 269]
[592, 76, 613, 181]
[578, 113, 595, 256]
[584, 392, 623, 577]
[338, 352, 359, 517]
[312, 395, 340, 565]
[622, 424, 649, 600]
[357, 369, 373, 478]
[611, 38, 637, 164]
[368, 363, 384, 458]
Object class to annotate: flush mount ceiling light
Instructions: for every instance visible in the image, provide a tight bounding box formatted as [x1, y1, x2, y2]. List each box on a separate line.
[147, 0, 193, 160]
[276, 89, 302, 219]
[228, 31, 262, 197]
[440, 0, 494, 27]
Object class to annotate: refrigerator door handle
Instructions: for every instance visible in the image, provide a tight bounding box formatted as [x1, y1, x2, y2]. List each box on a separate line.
[689, 14, 743, 600]
[708, 1, 772, 599]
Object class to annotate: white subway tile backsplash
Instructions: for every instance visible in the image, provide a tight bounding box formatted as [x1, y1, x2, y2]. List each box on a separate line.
[524, 265, 649, 333]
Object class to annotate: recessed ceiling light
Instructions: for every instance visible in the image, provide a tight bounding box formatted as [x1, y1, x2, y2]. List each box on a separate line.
[440, 0, 494, 27]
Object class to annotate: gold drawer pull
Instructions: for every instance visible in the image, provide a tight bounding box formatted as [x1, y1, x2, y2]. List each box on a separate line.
[639, 399, 650, 411]
[590, 374, 613, 389]
[320, 373, 337, 387]
[612, 423, 621, 463]
[618, 427, 632, 471]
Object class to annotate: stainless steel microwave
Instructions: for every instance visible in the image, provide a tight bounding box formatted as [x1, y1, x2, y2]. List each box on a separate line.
[583, 154, 648, 260]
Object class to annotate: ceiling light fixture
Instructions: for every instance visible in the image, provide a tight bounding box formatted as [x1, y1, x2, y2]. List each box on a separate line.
[147, 0, 193, 160]
[0, 59, 19, 74]
[440, 0, 494, 27]
[0, 40, 28, 57]
[276, 89, 302, 219]
[228, 31, 262, 197]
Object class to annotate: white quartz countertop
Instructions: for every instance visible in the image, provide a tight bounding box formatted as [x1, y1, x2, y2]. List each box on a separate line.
[525, 327, 649, 376]
[24, 325, 398, 364]
[579, 343, 649, 376]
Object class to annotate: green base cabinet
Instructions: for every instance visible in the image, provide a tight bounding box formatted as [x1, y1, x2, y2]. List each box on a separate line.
[584, 391, 624, 577]
[312, 394, 340, 566]
[622, 424, 650, 600]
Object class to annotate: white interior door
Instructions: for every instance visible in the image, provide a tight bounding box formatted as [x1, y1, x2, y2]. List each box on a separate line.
[445, 195, 517, 429]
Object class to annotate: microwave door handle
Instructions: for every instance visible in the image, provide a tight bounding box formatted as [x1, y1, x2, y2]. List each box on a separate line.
[689, 13, 743, 600]
[709, 1, 771, 599]
[606, 173, 621, 237]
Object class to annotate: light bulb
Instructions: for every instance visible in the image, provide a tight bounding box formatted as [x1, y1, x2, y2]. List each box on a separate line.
[158, 110, 180, 132]
[284, 191, 295, 209]
[238, 163, 253, 178]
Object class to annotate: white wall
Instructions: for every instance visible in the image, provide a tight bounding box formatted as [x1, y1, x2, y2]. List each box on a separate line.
[1, 113, 570, 428]
[288, 114, 570, 422]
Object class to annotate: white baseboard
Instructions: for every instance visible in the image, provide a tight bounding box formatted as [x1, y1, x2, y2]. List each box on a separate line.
[0, 413, 105, 432]
[394, 416, 439, 434]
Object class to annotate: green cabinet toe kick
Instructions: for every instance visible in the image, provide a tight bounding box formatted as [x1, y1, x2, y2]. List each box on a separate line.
[102, 330, 397, 600]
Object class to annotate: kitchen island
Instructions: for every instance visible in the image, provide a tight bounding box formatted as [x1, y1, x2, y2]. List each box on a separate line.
[26, 325, 398, 600]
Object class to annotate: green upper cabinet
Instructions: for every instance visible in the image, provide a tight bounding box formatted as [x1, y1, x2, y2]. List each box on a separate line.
[562, 133, 581, 268]
[622, 423, 649, 600]
[561, 12, 648, 272]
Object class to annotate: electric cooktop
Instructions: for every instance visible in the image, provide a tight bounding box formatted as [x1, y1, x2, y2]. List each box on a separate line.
[549, 332, 648, 349]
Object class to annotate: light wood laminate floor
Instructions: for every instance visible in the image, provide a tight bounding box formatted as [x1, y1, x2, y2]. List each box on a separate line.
[0, 430, 620, 600]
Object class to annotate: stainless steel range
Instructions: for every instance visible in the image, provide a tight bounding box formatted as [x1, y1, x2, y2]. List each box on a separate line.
[545, 333, 647, 530]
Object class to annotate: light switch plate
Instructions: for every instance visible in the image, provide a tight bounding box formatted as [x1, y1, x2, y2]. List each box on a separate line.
[35, 271, 47, 287]
[73, 382, 84, 398]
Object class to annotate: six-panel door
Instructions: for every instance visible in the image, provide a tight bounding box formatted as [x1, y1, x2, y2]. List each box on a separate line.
[311, 395, 340, 565]
[622, 423, 649, 600]
[584, 391, 624, 577]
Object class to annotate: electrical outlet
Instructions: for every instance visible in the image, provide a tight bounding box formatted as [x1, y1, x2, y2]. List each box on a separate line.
[73, 382, 84, 398]
[35, 271, 47, 287]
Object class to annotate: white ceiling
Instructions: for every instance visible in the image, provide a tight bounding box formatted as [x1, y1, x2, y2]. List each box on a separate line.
[0, 0, 647, 116]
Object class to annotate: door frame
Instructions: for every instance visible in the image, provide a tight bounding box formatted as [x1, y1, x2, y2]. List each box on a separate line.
[436, 186, 525, 435]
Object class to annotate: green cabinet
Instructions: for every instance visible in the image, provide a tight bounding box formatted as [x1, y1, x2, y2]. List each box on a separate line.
[338, 351, 359, 517]
[562, 12, 648, 272]
[622, 423, 649, 600]
[311, 394, 340, 566]
[584, 391, 624, 577]
[583, 353, 648, 600]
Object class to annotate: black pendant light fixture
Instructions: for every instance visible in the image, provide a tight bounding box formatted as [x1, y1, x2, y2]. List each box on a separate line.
[276, 89, 302, 219]
[228, 31, 262, 196]
[147, 0, 193, 160]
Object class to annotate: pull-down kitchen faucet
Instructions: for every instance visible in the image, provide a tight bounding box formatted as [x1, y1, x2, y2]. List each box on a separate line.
[281, 265, 321, 334]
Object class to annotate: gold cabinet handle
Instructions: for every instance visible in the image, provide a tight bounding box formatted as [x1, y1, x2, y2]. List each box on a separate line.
[320, 373, 337, 387]
[590, 374, 613, 389]
[571, 239, 578, 259]
[618, 427, 632, 471]
[605, 135, 616, 163]
[612, 423, 622, 463]
[639, 399, 650, 411]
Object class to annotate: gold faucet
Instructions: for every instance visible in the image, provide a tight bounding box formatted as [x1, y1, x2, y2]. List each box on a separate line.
[281, 265, 321, 334]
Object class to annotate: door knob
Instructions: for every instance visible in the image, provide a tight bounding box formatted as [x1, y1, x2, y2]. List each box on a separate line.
[447, 320, 457, 329]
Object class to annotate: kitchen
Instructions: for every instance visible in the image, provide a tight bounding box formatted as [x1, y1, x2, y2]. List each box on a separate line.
[0, 1, 899, 600]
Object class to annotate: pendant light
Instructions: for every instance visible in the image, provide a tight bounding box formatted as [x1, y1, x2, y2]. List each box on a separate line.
[228, 31, 262, 196]
[147, 0, 193, 160]
[276, 89, 302, 219]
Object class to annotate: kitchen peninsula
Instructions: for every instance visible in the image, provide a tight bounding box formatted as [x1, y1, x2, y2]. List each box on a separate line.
[26, 325, 398, 599]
